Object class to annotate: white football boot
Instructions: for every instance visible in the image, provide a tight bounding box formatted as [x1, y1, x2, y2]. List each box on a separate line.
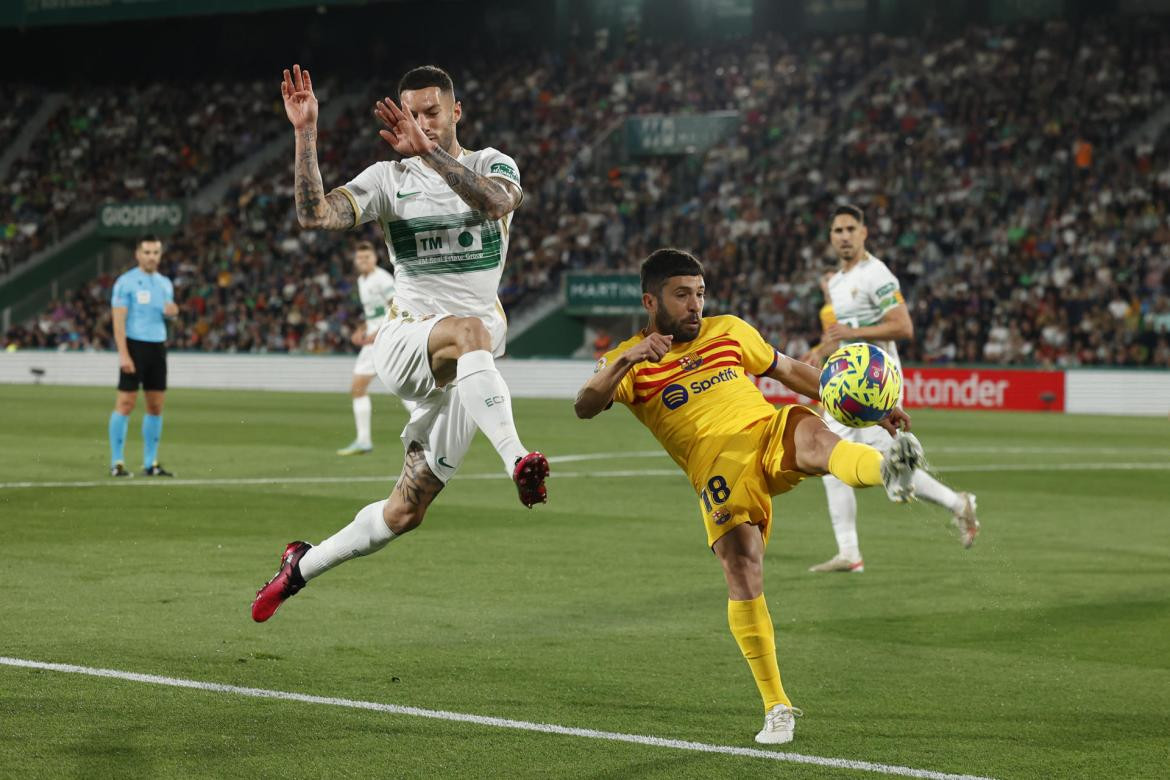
[808, 554, 865, 573]
[953, 492, 980, 548]
[880, 431, 925, 502]
[755, 703, 803, 745]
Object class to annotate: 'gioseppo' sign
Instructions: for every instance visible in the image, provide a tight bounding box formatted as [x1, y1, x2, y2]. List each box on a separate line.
[98, 201, 185, 236]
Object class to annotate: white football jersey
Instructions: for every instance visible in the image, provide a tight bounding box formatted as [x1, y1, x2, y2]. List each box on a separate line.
[826, 252, 905, 368]
[338, 147, 520, 326]
[358, 265, 395, 331]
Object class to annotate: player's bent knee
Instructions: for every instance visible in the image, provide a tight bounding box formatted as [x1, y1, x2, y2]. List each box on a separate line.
[794, 419, 838, 474]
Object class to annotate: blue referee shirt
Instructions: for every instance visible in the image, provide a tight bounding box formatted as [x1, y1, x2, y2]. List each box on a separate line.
[111, 267, 174, 343]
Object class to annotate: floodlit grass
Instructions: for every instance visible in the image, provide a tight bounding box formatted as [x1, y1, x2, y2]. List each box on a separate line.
[1, 384, 1168, 778]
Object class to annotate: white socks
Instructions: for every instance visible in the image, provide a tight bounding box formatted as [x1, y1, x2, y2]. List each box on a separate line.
[911, 470, 965, 514]
[353, 395, 372, 448]
[455, 349, 527, 472]
[823, 474, 861, 560]
[298, 500, 395, 581]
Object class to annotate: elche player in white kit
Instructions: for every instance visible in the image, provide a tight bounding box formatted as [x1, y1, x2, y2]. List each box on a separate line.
[806, 205, 979, 573]
[337, 240, 396, 456]
[252, 64, 549, 622]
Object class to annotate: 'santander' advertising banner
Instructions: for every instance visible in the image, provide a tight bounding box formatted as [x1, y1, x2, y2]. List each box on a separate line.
[756, 367, 1066, 412]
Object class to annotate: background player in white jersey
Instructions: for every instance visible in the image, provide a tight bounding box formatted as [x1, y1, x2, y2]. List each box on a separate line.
[252, 64, 549, 622]
[337, 240, 396, 456]
[806, 205, 979, 573]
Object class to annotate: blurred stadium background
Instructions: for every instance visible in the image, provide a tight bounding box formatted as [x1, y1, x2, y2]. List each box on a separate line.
[2, 1, 1170, 778]
[3, 0, 1170, 380]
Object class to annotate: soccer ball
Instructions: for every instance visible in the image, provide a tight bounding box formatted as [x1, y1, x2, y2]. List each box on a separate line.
[819, 343, 902, 427]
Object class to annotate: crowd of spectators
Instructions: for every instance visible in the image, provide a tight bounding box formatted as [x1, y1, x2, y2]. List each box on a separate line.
[6, 19, 1170, 367]
[0, 81, 286, 274]
[566, 19, 1170, 368]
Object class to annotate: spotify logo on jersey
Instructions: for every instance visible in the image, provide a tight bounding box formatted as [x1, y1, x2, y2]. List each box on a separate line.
[662, 384, 690, 409]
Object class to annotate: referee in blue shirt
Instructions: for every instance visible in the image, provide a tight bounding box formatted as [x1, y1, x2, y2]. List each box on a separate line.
[108, 235, 178, 477]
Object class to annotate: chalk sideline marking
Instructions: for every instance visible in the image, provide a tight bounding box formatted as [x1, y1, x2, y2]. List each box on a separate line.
[0, 656, 994, 780]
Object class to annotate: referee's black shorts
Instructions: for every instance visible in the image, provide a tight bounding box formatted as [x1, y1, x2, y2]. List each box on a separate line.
[118, 338, 168, 392]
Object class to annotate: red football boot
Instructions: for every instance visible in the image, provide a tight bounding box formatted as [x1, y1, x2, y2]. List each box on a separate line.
[251, 541, 310, 622]
[512, 452, 549, 508]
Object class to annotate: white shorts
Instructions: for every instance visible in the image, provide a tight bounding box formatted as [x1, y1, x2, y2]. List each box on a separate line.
[823, 409, 896, 453]
[371, 311, 507, 482]
[353, 344, 377, 377]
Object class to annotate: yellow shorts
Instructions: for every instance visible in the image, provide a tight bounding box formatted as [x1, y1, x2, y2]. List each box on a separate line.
[689, 404, 821, 548]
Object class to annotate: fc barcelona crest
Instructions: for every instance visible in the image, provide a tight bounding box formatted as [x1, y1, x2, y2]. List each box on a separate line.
[679, 353, 704, 371]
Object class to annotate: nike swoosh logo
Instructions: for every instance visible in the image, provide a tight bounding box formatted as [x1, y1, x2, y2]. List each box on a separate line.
[396, 191, 421, 199]
[437, 456, 453, 469]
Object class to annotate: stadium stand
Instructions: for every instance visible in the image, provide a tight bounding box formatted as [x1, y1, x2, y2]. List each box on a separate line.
[5, 20, 1170, 367]
[0, 81, 286, 274]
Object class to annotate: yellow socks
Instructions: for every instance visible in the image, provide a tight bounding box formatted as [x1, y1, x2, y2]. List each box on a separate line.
[728, 594, 790, 711]
[827, 440, 883, 487]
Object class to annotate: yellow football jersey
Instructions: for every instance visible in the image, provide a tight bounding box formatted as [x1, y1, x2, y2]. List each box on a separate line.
[818, 303, 837, 329]
[600, 315, 780, 478]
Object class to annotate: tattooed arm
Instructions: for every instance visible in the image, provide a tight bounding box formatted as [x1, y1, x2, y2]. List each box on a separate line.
[281, 64, 356, 231]
[293, 127, 357, 230]
[422, 146, 521, 220]
[373, 96, 522, 220]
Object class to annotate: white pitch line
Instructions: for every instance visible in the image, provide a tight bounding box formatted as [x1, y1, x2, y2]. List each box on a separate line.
[0, 469, 685, 490]
[0, 656, 994, 780]
[1, 462, 1168, 491]
[938, 462, 1170, 473]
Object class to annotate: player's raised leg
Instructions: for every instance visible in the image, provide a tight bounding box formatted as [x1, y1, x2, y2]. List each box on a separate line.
[338, 373, 376, 455]
[427, 314, 548, 507]
[823, 424, 978, 557]
[251, 442, 441, 622]
[791, 414, 922, 501]
[713, 522, 801, 745]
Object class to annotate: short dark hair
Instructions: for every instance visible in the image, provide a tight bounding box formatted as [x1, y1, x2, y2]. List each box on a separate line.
[354, 240, 376, 253]
[831, 204, 865, 225]
[640, 248, 704, 294]
[398, 65, 455, 97]
[136, 234, 161, 248]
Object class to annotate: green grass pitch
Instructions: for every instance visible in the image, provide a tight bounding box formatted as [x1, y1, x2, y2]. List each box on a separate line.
[1, 383, 1168, 778]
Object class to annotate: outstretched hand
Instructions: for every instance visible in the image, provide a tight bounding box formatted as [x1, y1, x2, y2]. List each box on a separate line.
[373, 97, 437, 157]
[281, 64, 318, 130]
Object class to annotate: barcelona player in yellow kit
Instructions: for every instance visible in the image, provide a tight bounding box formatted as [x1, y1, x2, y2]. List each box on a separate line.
[575, 249, 923, 745]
